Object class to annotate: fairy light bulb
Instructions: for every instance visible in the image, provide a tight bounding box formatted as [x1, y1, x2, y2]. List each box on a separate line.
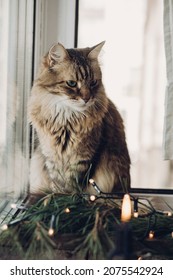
[89, 179, 95, 185]
[1, 224, 8, 231]
[48, 215, 55, 236]
[134, 212, 139, 218]
[133, 198, 139, 218]
[89, 179, 101, 194]
[90, 195, 96, 202]
[121, 194, 132, 222]
[65, 207, 70, 213]
[11, 203, 17, 209]
[149, 230, 154, 239]
[48, 228, 54, 236]
[43, 198, 49, 207]
[10, 203, 27, 210]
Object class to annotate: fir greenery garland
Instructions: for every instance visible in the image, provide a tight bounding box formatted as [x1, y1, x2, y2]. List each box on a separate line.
[0, 189, 173, 260]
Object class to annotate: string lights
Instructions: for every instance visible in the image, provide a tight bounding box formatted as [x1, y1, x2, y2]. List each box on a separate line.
[10, 203, 27, 210]
[64, 207, 70, 213]
[48, 215, 55, 236]
[148, 230, 155, 239]
[89, 195, 96, 202]
[0, 224, 8, 231]
[0, 178, 172, 260]
[89, 179, 101, 194]
[88, 178, 172, 219]
[163, 211, 172, 216]
[133, 198, 139, 218]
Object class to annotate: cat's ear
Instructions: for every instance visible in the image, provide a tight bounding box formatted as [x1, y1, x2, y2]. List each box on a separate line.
[88, 41, 105, 60]
[48, 43, 69, 67]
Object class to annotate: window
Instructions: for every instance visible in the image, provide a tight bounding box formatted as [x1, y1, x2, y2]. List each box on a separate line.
[0, 0, 77, 219]
[0, 0, 172, 221]
[0, 0, 34, 203]
[78, 0, 172, 190]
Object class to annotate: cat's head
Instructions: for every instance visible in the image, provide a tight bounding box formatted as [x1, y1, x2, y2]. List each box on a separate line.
[36, 42, 107, 111]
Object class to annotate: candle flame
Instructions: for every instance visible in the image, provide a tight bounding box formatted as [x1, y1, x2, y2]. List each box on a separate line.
[121, 194, 132, 222]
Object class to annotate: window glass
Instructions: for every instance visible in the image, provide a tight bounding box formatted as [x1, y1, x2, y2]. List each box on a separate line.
[78, 0, 171, 189]
[0, 0, 34, 201]
[0, 0, 77, 208]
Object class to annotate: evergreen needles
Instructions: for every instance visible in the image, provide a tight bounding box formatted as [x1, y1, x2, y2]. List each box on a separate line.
[0, 192, 173, 259]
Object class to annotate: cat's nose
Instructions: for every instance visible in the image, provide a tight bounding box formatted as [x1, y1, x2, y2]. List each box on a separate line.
[83, 96, 90, 103]
[81, 91, 90, 103]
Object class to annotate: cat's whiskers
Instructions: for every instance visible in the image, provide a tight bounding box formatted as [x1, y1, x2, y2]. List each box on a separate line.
[29, 42, 131, 195]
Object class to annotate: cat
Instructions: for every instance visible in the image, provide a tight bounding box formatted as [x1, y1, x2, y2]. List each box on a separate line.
[28, 42, 131, 197]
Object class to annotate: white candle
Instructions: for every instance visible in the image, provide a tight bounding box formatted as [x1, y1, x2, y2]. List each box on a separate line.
[121, 194, 132, 222]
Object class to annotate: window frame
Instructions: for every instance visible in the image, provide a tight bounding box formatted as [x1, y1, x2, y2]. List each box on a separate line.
[0, 0, 35, 222]
[0, 0, 78, 221]
[76, 0, 173, 195]
[1, 0, 172, 224]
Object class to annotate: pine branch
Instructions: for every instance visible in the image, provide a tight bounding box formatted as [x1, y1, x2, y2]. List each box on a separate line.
[0, 191, 173, 259]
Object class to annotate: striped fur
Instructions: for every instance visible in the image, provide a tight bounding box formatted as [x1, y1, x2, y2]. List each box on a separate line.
[28, 42, 131, 196]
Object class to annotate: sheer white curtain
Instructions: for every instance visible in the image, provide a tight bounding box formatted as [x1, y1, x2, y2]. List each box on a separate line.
[0, 0, 34, 200]
[0, 0, 77, 201]
[163, 0, 173, 159]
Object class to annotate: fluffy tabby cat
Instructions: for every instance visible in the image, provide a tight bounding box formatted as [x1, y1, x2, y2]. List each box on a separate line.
[28, 42, 131, 196]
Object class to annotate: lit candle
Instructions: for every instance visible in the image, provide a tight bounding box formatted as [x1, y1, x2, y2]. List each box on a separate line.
[121, 194, 132, 222]
[110, 194, 132, 259]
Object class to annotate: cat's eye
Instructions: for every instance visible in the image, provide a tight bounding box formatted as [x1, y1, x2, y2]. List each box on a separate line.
[66, 80, 77, 87]
[90, 80, 97, 87]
